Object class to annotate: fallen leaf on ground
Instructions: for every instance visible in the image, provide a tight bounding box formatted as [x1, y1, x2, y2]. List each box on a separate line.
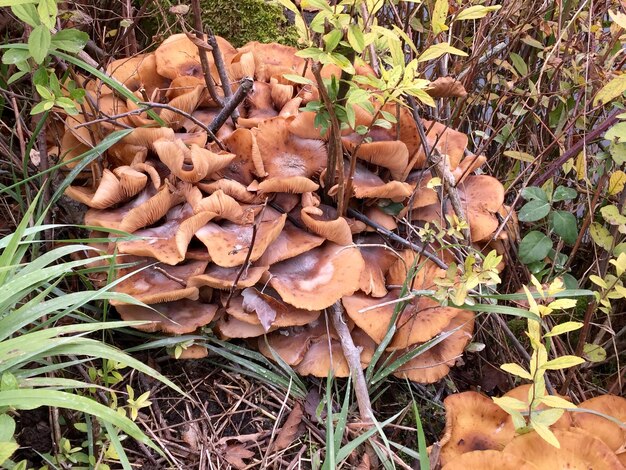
[273, 402, 304, 451]
[223, 443, 254, 469]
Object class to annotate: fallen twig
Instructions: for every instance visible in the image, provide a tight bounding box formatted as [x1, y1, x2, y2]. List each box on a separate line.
[207, 28, 237, 119]
[209, 77, 253, 135]
[190, 0, 223, 107]
[330, 302, 375, 424]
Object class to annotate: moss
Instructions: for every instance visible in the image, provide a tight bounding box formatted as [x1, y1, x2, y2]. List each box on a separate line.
[200, 0, 298, 47]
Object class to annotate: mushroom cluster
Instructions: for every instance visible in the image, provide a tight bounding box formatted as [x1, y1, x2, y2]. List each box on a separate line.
[436, 386, 626, 469]
[59, 33, 509, 381]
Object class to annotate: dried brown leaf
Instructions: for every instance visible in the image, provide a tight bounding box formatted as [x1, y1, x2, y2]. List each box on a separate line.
[242, 287, 280, 332]
[273, 403, 304, 451]
[223, 443, 254, 469]
[427, 77, 468, 98]
[356, 453, 371, 470]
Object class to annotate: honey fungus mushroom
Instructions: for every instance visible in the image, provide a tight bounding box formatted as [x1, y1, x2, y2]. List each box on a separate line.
[60, 33, 509, 384]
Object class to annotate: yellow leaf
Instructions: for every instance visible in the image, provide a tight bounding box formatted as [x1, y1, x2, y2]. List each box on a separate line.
[431, 0, 449, 34]
[541, 355, 585, 370]
[492, 396, 528, 411]
[589, 223, 614, 251]
[538, 395, 575, 409]
[609, 170, 626, 196]
[455, 5, 501, 21]
[417, 43, 467, 63]
[610, 10, 626, 29]
[531, 421, 560, 448]
[503, 150, 535, 162]
[500, 363, 533, 380]
[544, 321, 583, 337]
[594, 74, 626, 106]
[574, 151, 587, 181]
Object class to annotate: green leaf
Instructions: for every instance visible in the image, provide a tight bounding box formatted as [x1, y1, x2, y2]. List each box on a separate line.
[281, 73, 313, 85]
[509, 52, 528, 76]
[552, 186, 577, 202]
[417, 43, 467, 63]
[550, 210, 577, 245]
[454, 5, 501, 21]
[541, 355, 585, 370]
[600, 205, 626, 226]
[544, 321, 584, 337]
[0, 441, 19, 466]
[1, 48, 30, 65]
[583, 343, 606, 362]
[0, 414, 15, 442]
[518, 200, 550, 222]
[11, 3, 39, 27]
[37, 0, 57, 30]
[347, 24, 365, 53]
[28, 25, 51, 64]
[323, 29, 342, 52]
[295, 47, 323, 60]
[518, 231, 552, 264]
[0, 389, 159, 452]
[594, 75, 626, 106]
[500, 363, 533, 380]
[8, 70, 29, 84]
[51, 29, 89, 53]
[522, 186, 549, 202]
[605, 122, 626, 143]
[30, 100, 53, 115]
[328, 52, 355, 74]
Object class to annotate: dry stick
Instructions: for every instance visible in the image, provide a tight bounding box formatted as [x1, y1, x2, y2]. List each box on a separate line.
[330, 302, 375, 424]
[347, 208, 448, 270]
[532, 107, 620, 186]
[406, 96, 471, 242]
[137, 101, 226, 150]
[311, 62, 345, 215]
[207, 29, 237, 119]
[190, 0, 223, 107]
[225, 200, 267, 309]
[208, 77, 253, 136]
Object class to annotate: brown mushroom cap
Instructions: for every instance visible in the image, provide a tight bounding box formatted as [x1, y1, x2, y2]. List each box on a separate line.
[257, 319, 374, 378]
[219, 128, 266, 184]
[338, 161, 413, 201]
[215, 312, 268, 339]
[115, 298, 217, 334]
[438, 390, 517, 466]
[342, 138, 409, 182]
[254, 117, 327, 182]
[116, 203, 216, 265]
[154, 33, 236, 81]
[342, 291, 460, 349]
[356, 241, 398, 297]
[194, 210, 287, 267]
[231, 288, 321, 331]
[503, 428, 624, 469]
[197, 178, 265, 204]
[159, 85, 205, 130]
[268, 243, 365, 310]
[65, 166, 148, 209]
[441, 450, 538, 470]
[571, 395, 626, 452]
[300, 205, 353, 246]
[414, 120, 468, 170]
[255, 221, 325, 266]
[84, 183, 185, 233]
[238, 41, 305, 82]
[105, 53, 169, 100]
[177, 344, 209, 359]
[188, 264, 268, 290]
[391, 309, 475, 383]
[112, 257, 208, 305]
[412, 175, 506, 242]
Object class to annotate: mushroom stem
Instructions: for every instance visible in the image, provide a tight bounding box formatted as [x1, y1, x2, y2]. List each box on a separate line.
[190, 0, 223, 107]
[207, 29, 237, 119]
[330, 302, 375, 425]
[347, 208, 448, 270]
[209, 77, 253, 136]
